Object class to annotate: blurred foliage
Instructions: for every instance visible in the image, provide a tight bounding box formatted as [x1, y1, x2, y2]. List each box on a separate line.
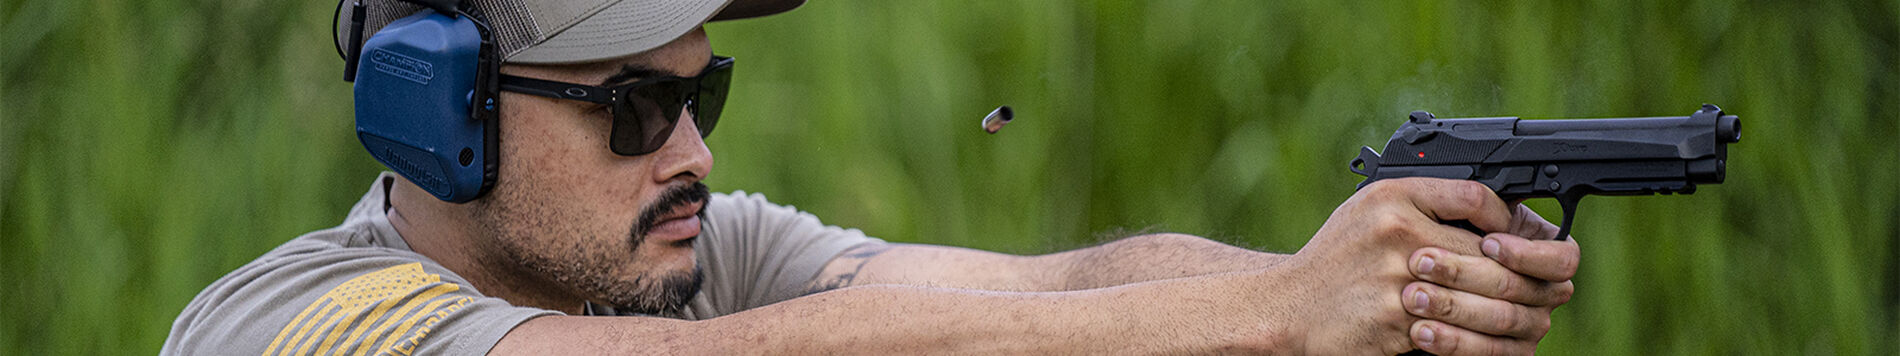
[3, 0, 1896, 354]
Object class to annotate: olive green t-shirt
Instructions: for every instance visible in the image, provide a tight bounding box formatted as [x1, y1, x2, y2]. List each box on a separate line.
[162, 172, 882, 355]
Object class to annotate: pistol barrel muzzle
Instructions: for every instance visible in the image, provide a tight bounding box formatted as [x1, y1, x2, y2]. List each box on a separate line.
[1718, 115, 1741, 143]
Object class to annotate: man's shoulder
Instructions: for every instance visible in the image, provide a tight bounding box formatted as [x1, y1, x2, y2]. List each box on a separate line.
[703, 189, 808, 225]
[707, 189, 767, 212]
[161, 227, 467, 355]
[683, 190, 884, 319]
[233, 223, 438, 291]
[699, 189, 825, 246]
[701, 189, 880, 247]
[161, 173, 553, 355]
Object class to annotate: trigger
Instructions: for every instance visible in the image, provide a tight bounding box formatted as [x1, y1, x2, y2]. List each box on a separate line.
[1553, 195, 1581, 241]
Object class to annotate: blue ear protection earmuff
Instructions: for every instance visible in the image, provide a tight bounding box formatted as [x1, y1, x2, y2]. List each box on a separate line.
[342, 0, 500, 203]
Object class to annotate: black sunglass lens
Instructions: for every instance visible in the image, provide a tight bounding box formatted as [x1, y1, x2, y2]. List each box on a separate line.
[694, 63, 731, 138]
[619, 80, 688, 154]
[603, 57, 734, 156]
[607, 97, 654, 155]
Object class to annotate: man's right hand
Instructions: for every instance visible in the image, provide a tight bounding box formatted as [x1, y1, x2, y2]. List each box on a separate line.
[1255, 178, 1577, 355]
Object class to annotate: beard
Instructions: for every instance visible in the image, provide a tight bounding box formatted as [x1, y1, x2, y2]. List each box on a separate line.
[474, 179, 711, 315]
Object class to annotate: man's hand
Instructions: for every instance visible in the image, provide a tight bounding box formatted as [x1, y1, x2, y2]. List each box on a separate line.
[1401, 202, 1580, 355]
[1273, 178, 1579, 355]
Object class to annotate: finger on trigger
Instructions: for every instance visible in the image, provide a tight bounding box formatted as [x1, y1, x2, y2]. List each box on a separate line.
[1486, 233, 1581, 282]
[1507, 204, 1560, 241]
[1400, 178, 1514, 234]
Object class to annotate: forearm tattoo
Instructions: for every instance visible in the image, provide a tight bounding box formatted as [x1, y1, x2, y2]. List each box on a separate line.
[803, 243, 892, 295]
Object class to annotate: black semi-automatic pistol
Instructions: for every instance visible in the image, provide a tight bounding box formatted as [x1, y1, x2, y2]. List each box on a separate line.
[1348, 104, 1741, 241]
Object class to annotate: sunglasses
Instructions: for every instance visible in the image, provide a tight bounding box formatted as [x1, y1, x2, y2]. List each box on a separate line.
[498, 56, 733, 156]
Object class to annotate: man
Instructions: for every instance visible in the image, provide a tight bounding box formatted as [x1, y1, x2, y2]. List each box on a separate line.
[163, 0, 1581, 354]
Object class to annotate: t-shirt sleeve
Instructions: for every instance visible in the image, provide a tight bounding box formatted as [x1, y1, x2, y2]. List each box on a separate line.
[162, 238, 556, 356]
[683, 191, 884, 319]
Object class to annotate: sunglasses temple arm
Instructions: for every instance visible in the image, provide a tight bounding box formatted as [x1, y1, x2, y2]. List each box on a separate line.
[498, 75, 615, 103]
[498, 84, 564, 100]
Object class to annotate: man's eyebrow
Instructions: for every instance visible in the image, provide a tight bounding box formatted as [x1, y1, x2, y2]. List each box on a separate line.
[601, 64, 677, 86]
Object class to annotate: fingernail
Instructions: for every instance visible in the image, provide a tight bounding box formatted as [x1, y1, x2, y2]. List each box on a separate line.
[1412, 290, 1429, 314]
[1417, 256, 1436, 275]
[1416, 325, 1436, 347]
[1482, 238, 1501, 259]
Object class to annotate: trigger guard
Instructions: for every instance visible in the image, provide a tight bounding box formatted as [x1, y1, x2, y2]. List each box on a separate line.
[1551, 194, 1583, 241]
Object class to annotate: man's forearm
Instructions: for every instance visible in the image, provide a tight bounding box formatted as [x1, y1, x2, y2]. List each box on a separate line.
[494, 269, 1297, 354]
[813, 234, 1287, 295]
[1042, 233, 1288, 290]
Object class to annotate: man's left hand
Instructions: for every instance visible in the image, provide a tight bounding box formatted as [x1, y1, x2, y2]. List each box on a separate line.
[1404, 203, 1582, 355]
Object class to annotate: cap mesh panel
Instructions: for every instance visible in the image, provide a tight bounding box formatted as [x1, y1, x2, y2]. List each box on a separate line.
[345, 0, 545, 61]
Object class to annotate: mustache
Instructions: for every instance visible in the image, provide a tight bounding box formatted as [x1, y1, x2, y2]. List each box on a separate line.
[633, 182, 711, 239]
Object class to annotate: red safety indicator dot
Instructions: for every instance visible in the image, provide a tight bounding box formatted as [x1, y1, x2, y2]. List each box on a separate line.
[1416, 152, 1426, 158]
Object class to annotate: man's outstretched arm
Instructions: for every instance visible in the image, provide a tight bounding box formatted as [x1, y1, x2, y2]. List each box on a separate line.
[809, 201, 1572, 295]
[494, 268, 1304, 355]
[803, 179, 1579, 355]
[805, 233, 1287, 293]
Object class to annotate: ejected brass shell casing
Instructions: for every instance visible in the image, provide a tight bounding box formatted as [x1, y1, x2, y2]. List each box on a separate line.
[981, 106, 1014, 134]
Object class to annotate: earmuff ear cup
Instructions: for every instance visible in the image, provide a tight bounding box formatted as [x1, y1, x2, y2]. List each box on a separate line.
[354, 9, 493, 203]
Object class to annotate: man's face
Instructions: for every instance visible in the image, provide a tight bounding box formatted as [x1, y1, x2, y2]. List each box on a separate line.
[473, 28, 716, 314]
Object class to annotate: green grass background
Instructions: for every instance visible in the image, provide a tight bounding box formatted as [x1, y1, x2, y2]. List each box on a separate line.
[3, 0, 1896, 354]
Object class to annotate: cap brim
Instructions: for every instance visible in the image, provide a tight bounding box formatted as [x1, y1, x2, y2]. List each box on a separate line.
[507, 0, 804, 64]
[710, 0, 805, 21]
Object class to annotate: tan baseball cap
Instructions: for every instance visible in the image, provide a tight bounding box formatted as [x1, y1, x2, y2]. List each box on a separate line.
[334, 0, 803, 65]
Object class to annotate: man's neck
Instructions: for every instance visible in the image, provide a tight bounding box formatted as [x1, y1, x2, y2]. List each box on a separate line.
[386, 180, 587, 315]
